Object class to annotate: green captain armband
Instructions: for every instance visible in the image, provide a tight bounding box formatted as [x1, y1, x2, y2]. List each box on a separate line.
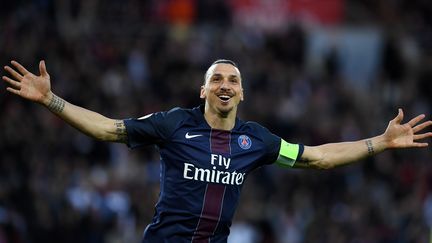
[276, 139, 300, 167]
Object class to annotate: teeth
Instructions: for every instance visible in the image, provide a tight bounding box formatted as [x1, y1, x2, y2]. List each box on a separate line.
[218, 95, 231, 101]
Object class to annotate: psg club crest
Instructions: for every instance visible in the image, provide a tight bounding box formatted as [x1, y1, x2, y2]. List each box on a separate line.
[238, 135, 252, 150]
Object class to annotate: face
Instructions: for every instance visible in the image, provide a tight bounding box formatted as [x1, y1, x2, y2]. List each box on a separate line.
[200, 63, 244, 117]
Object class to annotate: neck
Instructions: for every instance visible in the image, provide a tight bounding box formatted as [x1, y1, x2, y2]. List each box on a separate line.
[204, 105, 237, 131]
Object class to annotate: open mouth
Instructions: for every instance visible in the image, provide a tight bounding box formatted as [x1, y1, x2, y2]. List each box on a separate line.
[218, 95, 232, 102]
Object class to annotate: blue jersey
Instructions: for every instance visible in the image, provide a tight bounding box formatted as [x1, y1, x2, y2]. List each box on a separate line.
[124, 106, 303, 243]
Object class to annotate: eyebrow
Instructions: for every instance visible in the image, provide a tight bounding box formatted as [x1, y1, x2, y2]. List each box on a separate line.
[211, 73, 239, 79]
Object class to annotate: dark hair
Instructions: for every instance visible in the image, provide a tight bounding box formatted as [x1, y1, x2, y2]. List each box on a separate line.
[204, 59, 239, 84]
[210, 59, 238, 68]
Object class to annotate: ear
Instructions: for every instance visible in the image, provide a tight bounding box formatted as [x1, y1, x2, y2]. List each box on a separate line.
[200, 85, 206, 99]
[240, 88, 244, 101]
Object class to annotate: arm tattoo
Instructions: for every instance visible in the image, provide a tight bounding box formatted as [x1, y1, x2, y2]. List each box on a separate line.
[114, 120, 127, 143]
[365, 139, 374, 155]
[47, 94, 65, 113]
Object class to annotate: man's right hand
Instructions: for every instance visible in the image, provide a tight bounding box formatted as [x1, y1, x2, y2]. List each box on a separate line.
[2, 59, 127, 143]
[3, 60, 53, 106]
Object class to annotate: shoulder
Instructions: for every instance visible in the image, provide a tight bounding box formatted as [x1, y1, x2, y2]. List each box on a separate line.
[167, 106, 192, 115]
[243, 120, 281, 141]
[238, 120, 280, 143]
[124, 106, 198, 144]
[238, 121, 282, 165]
[125, 106, 196, 131]
[241, 121, 272, 134]
[142, 106, 194, 123]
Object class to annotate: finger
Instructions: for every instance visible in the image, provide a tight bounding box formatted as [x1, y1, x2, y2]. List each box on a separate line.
[410, 142, 429, 148]
[6, 87, 21, 96]
[393, 108, 404, 124]
[39, 60, 49, 78]
[413, 132, 432, 140]
[11, 60, 30, 75]
[407, 114, 426, 127]
[413, 120, 432, 133]
[2, 76, 21, 89]
[4, 66, 23, 80]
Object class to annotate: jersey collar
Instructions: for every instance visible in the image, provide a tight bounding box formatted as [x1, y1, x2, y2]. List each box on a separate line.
[194, 104, 242, 131]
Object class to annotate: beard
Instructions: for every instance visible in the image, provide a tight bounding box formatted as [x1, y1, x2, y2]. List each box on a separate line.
[216, 104, 235, 118]
[205, 93, 240, 118]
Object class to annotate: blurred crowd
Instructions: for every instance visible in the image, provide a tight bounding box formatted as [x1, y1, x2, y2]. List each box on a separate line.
[1, 0, 432, 242]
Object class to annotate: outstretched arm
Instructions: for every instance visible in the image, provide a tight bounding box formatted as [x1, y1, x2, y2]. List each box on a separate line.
[3, 60, 127, 143]
[297, 109, 432, 169]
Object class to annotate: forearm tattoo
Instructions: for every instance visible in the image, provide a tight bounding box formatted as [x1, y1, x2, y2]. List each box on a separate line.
[365, 139, 374, 155]
[114, 120, 127, 142]
[47, 94, 65, 113]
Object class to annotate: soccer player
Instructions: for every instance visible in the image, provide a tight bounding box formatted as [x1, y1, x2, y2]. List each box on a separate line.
[2, 59, 432, 242]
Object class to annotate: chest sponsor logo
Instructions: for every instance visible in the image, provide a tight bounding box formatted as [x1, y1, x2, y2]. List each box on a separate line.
[183, 154, 246, 185]
[238, 135, 252, 150]
[185, 132, 203, 139]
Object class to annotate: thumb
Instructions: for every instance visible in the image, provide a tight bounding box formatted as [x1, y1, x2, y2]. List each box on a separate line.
[393, 108, 404, 124]
[39, 60, 49, 78]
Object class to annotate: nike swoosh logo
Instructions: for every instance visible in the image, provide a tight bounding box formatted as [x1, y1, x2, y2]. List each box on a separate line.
[185, 132, 203, 139]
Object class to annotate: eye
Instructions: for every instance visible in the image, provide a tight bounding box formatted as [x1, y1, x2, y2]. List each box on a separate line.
[211, 76, 222, 82]
[230, 79, 238, 84]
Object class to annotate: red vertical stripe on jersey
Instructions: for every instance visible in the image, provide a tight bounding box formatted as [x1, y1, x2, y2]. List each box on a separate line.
[210, 130, 231, 155]
[192, 184, 225, 242]
[192, 130, 230, 242]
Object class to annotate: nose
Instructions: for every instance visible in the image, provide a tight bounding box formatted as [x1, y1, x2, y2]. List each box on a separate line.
[219, 78, 231, 91]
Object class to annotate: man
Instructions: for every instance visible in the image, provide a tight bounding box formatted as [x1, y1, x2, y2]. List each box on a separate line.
[2, 59, 432, 242]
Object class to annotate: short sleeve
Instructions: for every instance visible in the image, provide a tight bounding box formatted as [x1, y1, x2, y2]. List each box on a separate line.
[123, 107, 183, 149]
[256, 124, 303, 166]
